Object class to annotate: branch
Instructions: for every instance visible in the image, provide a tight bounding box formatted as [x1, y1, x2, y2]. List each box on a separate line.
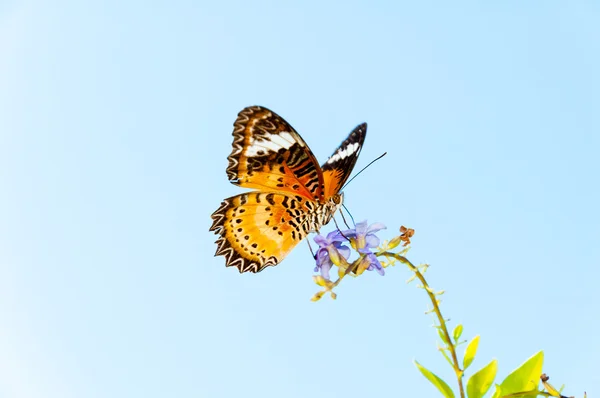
[379, 251, 465, 398]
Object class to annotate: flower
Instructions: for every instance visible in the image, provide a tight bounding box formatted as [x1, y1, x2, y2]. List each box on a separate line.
[358, 251, 385, 275]
[342, 220, 386, 275]
[399, 226, 415, 247]
[310, 221, 391, 301]
[343, 220, 386, 252]
[313, 230, 351, 280]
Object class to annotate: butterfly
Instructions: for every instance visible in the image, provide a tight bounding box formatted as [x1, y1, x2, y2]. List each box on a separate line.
[210, 106, 366, 273]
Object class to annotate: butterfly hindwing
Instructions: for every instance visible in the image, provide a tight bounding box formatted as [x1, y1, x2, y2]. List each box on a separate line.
[226, 106, 324, 201]
[210, 191, 317, 273]
[321, 123, 367, 198]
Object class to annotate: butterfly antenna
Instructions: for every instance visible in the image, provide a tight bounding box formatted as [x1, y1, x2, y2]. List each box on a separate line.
[341, 152, 387, 190]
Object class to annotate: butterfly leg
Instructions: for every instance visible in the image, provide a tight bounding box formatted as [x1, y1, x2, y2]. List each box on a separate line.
[306, 238, 317, 259]
[332, 217, 352, 242]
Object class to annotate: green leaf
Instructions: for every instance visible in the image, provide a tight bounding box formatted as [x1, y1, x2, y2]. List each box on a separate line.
[453, 324, 464, 343]
[466, 359, 498, 398]
[438, 327, 450, 345]
[415, 361, 454, 398]
[463, 335, 480, 370]
[438, 343, 454, 367]
[498, 351, 544, 398]
[414, 360, 455, 398]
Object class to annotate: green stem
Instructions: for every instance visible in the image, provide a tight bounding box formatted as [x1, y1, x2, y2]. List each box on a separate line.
[315, 257, 364, 298]
[379, 252, 466, 398]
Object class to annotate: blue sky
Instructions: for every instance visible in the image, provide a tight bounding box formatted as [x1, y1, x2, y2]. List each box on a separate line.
[1, 1, 598, 397]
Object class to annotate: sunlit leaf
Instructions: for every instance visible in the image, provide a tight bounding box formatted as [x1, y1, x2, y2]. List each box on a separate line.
[453, 324, 463, 343]
[415, 360, 455, 398]
[466, 359, 497, 398]
[497, 351, 544, 398]
[463, 335, 480, 370]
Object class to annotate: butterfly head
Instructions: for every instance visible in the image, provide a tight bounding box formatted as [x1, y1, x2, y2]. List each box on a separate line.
[331, 192, 343, 207]
[320, 193, 344, 226]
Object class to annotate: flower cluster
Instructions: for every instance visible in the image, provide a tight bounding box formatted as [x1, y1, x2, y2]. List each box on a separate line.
[313, 220, 386, 279]
[311, 221, 414, 301]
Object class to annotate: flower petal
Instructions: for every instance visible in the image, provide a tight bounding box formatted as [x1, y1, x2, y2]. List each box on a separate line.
[320, 261, 332, 279]
[315, 248, 329, 266]
[365, 234, 380, 249]
[358, 247, 373, 254]
[326, 230, 346, 243]
[354, 220, 369, 235]
[313, 234, 329, 247]
[367, 253, 385, 275]
[366, 222, 386, 234]
[340, 229, 356, 239]
[337, 246, 351, 260]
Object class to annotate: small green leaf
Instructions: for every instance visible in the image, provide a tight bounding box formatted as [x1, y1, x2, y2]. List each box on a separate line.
[453, 324, 463, 343]
[466, 359, 498, 398]
[438, 343, 454, 367]
[463, 335, 480, 370]
[414, 360, 455, 398]
[498, 351, 544, 398]
[491, 384, 502, 398]
[437, 327, 450, 345]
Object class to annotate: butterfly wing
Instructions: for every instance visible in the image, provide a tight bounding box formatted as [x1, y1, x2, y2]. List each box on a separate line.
[226, 106, 325, 201]
[210, 191, 316, 273]
[212, 108, 368, 272]
[321, 123, 367, 198]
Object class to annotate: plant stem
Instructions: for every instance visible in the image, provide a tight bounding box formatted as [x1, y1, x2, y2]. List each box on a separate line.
[379, 252, 466, 398]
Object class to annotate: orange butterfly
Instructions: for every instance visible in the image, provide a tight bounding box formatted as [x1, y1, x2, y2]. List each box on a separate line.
[210, 106, 366, 273]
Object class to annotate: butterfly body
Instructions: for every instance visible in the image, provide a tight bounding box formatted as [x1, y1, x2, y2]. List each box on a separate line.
[210, 106, 366, 273]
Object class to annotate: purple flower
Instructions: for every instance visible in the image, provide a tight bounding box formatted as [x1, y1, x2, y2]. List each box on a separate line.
[343, 220, 386, 252]
[313, 230, 351, 280]
[343, 220, 386, 275]
[360, 252, 385, 275]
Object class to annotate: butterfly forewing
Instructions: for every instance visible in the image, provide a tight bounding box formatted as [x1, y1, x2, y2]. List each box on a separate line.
[321, 123, 367, 198]
[226, 106, 324, 202]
